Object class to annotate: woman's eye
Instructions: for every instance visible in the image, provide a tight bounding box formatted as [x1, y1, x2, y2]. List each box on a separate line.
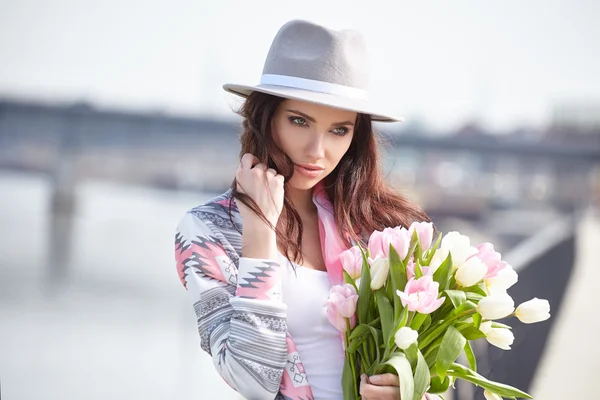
[289, 116, 307, 126]
[332, 127, 349, 136]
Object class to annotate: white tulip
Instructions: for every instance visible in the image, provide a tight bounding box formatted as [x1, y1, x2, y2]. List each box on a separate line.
[515, 298, 551, 324]
[485, 264, 518, 295]
[394, 327, 418, 350]
[477, 293, 515, 320]
[369, 256, 390, 290]
[483, 390, 503, 400]
[428, 248, 449, 272]
[455, 257, 487, 287]
[440, 231, 478, 268]
[479, 321, 514, 350]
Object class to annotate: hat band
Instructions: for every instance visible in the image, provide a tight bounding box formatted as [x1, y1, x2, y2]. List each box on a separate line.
[260, 74, 368, 100]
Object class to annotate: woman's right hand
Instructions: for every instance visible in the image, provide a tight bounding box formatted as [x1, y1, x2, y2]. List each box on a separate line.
[235, 153, 285, 232]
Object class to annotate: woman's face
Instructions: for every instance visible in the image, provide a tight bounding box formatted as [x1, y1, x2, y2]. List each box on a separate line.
[271, 99, 357, 191]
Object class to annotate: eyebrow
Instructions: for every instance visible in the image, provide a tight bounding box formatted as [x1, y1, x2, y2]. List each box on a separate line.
[286, 109, 355, 127]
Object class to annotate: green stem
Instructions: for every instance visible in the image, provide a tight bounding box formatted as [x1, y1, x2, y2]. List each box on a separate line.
[346, 319, 359, 398]
[406, 311, 415, 327]
[418, 309, 477, 350]
[361, 341, 370, 374]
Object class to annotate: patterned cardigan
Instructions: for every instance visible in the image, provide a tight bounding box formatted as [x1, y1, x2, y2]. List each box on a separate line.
[174, 189, 344, 400]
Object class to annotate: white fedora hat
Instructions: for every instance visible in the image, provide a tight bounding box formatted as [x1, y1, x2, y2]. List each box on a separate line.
[223, 20, 404, 123]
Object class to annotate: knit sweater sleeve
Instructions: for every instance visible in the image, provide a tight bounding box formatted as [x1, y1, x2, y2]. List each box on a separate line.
[175, 211, 288, 400]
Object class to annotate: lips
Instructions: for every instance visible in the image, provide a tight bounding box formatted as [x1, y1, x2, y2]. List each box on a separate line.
[295, 163, 324, 171]
[294, 163, 324, 179]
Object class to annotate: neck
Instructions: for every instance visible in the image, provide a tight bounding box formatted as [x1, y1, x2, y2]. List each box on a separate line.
[287, 186, 317, 218]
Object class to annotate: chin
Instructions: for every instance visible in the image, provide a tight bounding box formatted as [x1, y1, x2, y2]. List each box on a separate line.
[288, 175, 322, 191]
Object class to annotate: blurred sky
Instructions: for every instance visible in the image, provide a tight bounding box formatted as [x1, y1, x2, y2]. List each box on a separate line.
[0, 0, 599, 132]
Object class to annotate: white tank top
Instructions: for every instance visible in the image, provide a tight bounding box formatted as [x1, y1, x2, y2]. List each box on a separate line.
[280, 255, 345, 400]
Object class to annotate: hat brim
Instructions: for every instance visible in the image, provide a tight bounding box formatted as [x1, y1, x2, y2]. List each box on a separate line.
[223, 83, 404, 123]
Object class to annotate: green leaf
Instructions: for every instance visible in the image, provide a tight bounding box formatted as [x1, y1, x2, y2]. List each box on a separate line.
[347, 335, 369, 354]
[404, 342, 418, 368]
[418, 303, 476, 350]
[491, 322, 513, 330]
[385, 278, 395, 304]
[413, 350, 431, 400]
[347, 324, 373, 354]
[342, 354, 358, 400]
[389, 245, 408, 322]
[348, 324, 371, 341]
[403, 236, 420, 266]
[452, 300, 477, 316]
[435, 326, 467, 381]
[464, 340, 477, 371]
[357, 247, 372, 325]
[465, 292, 484, 302]
[343, 270, 358, 292]
[433, 253, 453, 290]
[420, 314, 432, 333]
[447, 363, 532, 398]
[428, 375, 451, 394]
[397, 305, 409, 330]
[414, 260, 423, 279]
[423, 232, 443, 265]
[444, 290, 467, 309]
[365, 325, 382, 367]
[384, 353, 414, 400]
[410, 312, 429, 331]
[424, 347, 439, 368]
[458, 324, 486, 341]
[462, 284, 487, 297]
[375, 290, 395, 351]
[473, 313, 482, 329]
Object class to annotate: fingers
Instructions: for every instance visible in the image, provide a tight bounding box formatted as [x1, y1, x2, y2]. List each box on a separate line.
[360, 373, 400, 400]
[369, 373, 400, 387]
[240, 153, 259, 170]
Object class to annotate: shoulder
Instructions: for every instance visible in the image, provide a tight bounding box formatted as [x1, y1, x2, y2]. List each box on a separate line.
[179, 189, 241, 234]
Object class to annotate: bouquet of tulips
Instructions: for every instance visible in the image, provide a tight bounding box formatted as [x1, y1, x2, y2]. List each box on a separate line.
[325, 222, 551, 400]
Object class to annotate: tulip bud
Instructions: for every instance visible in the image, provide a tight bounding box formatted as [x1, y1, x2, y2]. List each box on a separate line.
[479, 321, 514, 350]
[325, 284, 358, 332]
[394, 327, 418, 350]
[409, 221, 434, 252]
[340, 246, 363, 280]
[455, 257, 487, 287]
[477, 292, 515, 320]
[483, 390, 503, 400]
[368, 227, 410, 260]
[440, 231, 478, 268]
[515, 298, 550, 324]
[397, 275, 445, 314]
[368, 256, 390, 290]
[485, 263, 518, 295]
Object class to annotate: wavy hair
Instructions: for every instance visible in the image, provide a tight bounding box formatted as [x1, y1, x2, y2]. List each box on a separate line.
[229, 91, 431, 264]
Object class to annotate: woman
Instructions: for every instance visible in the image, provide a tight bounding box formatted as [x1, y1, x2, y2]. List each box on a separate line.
[174, 20, 431, 400]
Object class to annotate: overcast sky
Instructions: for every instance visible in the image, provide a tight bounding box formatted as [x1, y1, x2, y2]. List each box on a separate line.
[1, 0, 599, 132]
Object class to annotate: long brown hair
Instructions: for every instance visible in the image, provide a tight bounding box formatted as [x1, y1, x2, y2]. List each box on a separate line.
[229, 91, 431, 264]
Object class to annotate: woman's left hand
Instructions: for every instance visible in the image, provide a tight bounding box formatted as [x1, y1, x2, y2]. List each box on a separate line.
[359, 373, 400, 400]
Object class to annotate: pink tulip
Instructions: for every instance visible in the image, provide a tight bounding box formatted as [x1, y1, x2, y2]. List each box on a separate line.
[473, 243, 518, 293]
[409, 221, 434, 252]
[474, 243, 502, 278]
[423, 394, 443, 400]
[407, 258, 434, 280]
[340, 246, 363, 280]
[368, 227, 410, 260]
[325, 284, 358, 332]
[396, 275, 445, 314]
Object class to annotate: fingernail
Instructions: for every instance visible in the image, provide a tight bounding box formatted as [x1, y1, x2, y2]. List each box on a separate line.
[369, 375, 381, 383]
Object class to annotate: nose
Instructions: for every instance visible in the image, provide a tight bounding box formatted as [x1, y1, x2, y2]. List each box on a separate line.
[306, 133, 325, 160]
